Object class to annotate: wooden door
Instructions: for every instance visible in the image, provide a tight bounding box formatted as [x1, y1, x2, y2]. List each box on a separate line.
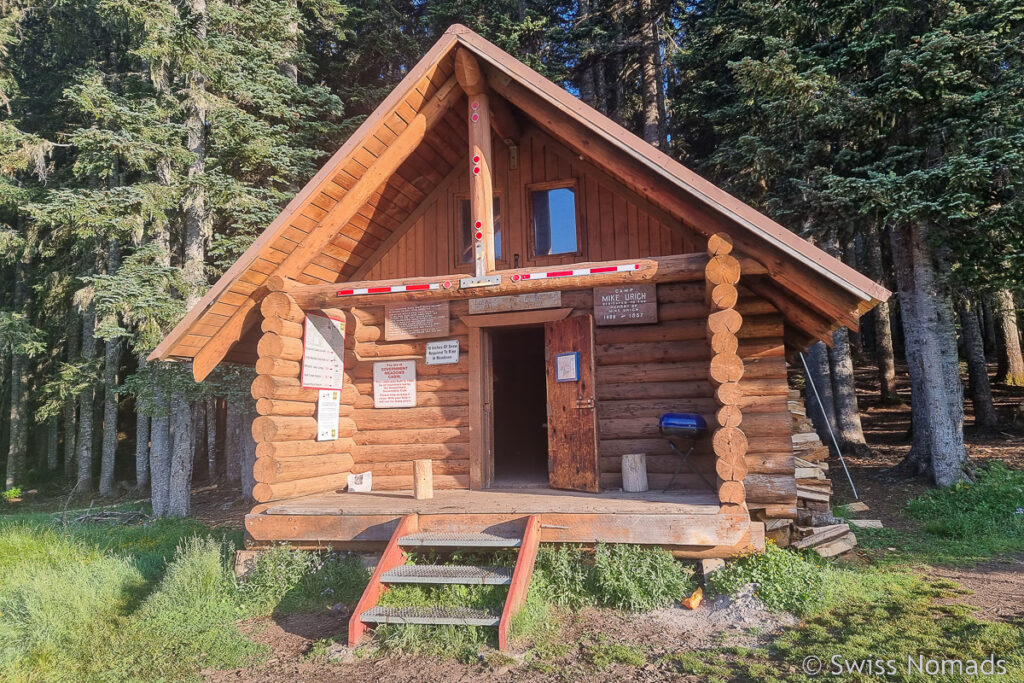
[545, 314, 599, 492]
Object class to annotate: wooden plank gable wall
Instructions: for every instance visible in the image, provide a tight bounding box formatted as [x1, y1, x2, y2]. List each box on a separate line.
[362, 127, 693, 280]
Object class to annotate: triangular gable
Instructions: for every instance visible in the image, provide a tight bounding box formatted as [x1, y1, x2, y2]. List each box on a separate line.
[151, 24, 889, 379]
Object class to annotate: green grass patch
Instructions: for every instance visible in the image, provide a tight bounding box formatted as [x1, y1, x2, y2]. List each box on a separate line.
[585, 637, 646, 669]
[0, 511, 370, 681]
[668, 569, 1024, 681]
[534, 543, 695, 611]
[706, 541, 830, 615]
[853, 462, 1024, 566]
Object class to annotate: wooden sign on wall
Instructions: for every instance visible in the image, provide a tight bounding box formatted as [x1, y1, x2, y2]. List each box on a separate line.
[385, 302, 450, 341]
[593, 284, 657, 326]
[468, 291, 562, 314]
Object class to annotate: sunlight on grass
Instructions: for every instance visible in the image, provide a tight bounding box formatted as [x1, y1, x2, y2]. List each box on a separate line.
[851, 462, 1024, 566]
[0, 512, 369, 681]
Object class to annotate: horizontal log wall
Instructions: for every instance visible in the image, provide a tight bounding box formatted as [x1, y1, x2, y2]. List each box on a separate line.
[590, 282, 796, 509]
[250, 292, 356, 503]
[340, 301, 471, 490]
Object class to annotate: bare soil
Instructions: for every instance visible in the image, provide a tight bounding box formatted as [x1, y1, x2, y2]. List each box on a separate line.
[207, 586, 794, 682]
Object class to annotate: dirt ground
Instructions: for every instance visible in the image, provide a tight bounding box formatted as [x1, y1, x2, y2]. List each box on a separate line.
[207, 587, 796, 683]
[196, 360, 1024, 680]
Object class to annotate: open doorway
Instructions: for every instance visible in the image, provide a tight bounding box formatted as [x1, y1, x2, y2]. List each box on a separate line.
[490, 326, 548, 487]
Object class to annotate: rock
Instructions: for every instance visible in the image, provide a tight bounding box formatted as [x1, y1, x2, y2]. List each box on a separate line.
[700, 558, 725, 585]
[326, 643, 356, 664]
[233, 550, 261, 579]
[330, 602, 350, 617]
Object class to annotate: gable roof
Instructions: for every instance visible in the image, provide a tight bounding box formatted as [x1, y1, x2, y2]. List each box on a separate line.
[151, 24, 889, 378]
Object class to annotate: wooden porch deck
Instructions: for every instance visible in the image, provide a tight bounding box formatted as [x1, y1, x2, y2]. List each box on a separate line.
[246, 488, 764, 557]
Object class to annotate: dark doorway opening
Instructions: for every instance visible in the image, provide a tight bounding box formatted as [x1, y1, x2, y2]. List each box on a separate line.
[490, 326, 548, 487]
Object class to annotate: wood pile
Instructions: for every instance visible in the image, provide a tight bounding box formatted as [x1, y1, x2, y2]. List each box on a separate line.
[761, 388, 857, 557]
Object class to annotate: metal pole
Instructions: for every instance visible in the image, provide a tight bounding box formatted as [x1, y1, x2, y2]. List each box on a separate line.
[799, 351, 858, 501]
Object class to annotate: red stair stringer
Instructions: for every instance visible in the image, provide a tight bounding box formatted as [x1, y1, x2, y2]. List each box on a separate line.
[497, 515, 541, 651]
[348, 514, 418, 647]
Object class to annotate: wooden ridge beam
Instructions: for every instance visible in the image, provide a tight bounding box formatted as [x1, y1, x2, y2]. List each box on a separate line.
[190, 75, 461, 381]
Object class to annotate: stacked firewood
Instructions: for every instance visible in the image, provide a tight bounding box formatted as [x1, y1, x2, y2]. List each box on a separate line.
[776, 389, 858, 557]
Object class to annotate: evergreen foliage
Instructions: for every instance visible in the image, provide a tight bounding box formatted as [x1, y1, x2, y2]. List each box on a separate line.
[1, 0, 1021, 497]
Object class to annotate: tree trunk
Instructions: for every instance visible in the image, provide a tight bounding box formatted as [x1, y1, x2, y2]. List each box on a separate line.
[224, 400, 242, 486]
[134, 355, 150, 489]
[863, 227, 899, 403]
[890, 223, 967, 486]
[206, 398, 217, 482]
[980, 297, 997, 359]
[46, 418, 58, 471]
[804, 341, 838, 447]
[280, 0, 299, 82]
[993, 289, 1024, 386]
[6, 256, 30, 488]
[957, 294, 998, 430]
[149, 387, 171, 516]
[63, 316, 80, 480]
[75, 303, 97, 496]
[829, 326, 870, 456]
[99, 242, 122, 496]
[240, 396, 257, 498]
[182, 0, 209, 309]
[639, 0, 660, 147]
[167, 390, 195, 517]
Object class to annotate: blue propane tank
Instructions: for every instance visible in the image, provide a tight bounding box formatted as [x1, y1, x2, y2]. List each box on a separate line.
[658, 413, 708, 440]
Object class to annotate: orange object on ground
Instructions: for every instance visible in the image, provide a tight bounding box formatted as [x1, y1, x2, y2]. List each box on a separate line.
[681, 587, 703, 610]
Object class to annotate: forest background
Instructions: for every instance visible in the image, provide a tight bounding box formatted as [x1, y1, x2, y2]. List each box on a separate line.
[1, 0, 1022, 516]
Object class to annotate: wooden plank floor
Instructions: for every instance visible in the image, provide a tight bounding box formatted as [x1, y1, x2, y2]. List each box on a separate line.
[263, 487, 722, 517]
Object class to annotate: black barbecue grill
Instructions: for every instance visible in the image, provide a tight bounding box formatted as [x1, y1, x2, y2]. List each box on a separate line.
[659, 413, 711, 492]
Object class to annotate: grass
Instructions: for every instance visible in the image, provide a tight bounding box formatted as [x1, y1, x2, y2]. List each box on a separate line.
[847, 462, 1024, 566]
[705, 541, 830, 616]
[2, 467, 1023, 679]
[667, 570, 1024, 682]
[0, 507, 370, 681]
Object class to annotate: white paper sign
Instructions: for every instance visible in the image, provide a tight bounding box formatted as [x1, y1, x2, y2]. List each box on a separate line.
[556, 351, 580, 382]
[373, 360, 417, 408]
[425, 339, 460, 365]
[348, 471, 372, 492]
[301, 313, 346, 390]
[316, 389, 340, 441]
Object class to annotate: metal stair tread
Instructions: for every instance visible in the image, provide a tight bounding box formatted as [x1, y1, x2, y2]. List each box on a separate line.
[360, 606, 500, 626]
[381, 564, 513, 585]
[398, 531, 523, 547]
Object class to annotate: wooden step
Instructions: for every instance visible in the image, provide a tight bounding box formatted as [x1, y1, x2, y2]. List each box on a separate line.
[381, 564, 513, 585]
[398, 531, 522, 548]
[361, 605, 500, 626]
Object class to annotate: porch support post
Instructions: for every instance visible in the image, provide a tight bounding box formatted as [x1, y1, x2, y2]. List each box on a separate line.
[456, 47, 496, 275]
[705, 232, 747, 512]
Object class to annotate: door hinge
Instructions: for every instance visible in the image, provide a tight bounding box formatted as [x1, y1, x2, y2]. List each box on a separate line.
[575, 397, 594, 410]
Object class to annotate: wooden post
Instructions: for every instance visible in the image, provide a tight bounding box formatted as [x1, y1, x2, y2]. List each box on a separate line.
[456, 48, 495, 276]
[705, 233, 748, 512]
[621, 453, 649, 492]
[413, 458, 433, 500]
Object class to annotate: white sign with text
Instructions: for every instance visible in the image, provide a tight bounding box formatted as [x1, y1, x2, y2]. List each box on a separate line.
[373, 360, 417, 408]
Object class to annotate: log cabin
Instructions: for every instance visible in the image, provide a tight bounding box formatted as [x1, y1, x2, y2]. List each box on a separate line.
[151, 24, 889, 644]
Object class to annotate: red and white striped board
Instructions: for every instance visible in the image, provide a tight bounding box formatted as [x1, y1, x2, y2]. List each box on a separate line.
[336, 280, 453, 297]
[509, 263, 641, 282]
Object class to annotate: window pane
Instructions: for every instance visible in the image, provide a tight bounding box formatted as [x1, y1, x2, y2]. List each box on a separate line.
[532, 187, 576, 256]
[458, 197, 502, 264]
